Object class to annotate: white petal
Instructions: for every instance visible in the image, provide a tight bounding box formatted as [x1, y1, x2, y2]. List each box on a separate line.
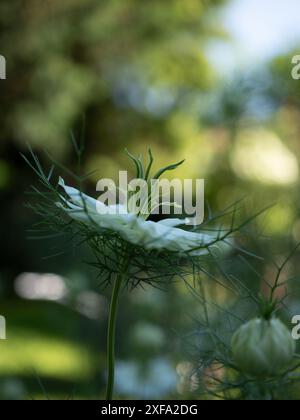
[157, 218, 187, 227]
[58, 179, 222, 256]
[59, 177, 98, 212]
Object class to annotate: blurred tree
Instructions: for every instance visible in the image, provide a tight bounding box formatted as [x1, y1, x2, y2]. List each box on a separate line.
[2, 0, 300, 400]
[0, 0, 227, 157]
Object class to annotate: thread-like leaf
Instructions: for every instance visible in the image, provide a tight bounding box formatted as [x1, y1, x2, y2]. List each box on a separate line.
[153, 159, 185, 179]
[125, 149, 145, 179]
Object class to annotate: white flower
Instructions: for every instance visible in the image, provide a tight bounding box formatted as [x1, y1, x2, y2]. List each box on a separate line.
[58, 178, 221, 256]
[232, 317, 295, 378]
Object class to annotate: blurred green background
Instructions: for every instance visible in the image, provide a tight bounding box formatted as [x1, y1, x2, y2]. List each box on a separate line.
[1, 0, 300, 400]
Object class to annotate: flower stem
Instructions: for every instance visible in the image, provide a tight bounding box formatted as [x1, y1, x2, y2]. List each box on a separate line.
[105, 258, 129, 400]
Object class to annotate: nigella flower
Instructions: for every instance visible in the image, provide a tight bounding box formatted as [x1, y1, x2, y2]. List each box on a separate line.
[57, 177, 221, 256]
[24, 143, 237, 401]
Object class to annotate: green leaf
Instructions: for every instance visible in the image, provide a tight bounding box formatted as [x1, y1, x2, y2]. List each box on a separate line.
[152, 159, 185, 179]
[125, 149, 145, 179]
[145, 148, 154, 181]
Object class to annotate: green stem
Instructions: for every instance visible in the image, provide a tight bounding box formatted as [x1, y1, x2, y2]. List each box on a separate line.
[105, 258, 129, 400]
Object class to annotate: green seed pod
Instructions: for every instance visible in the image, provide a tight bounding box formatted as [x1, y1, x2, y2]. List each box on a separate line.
[231, 317, 295, 378]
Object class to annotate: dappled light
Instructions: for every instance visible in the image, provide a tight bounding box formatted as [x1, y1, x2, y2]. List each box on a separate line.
[1, 0, 300, 402]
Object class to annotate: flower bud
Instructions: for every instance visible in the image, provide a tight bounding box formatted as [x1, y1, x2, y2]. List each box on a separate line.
[231, 317, 295, 378]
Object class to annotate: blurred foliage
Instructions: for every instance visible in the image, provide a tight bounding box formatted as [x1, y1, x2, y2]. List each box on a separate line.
[1, 0, 300, 400]
[0, 0, 226, 155]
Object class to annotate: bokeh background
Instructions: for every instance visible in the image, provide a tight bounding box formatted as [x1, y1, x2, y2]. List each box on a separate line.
[1, 0, 300, 400]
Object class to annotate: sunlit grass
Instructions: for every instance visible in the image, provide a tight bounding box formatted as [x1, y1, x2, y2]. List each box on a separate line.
[0, 328, 96, 380]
